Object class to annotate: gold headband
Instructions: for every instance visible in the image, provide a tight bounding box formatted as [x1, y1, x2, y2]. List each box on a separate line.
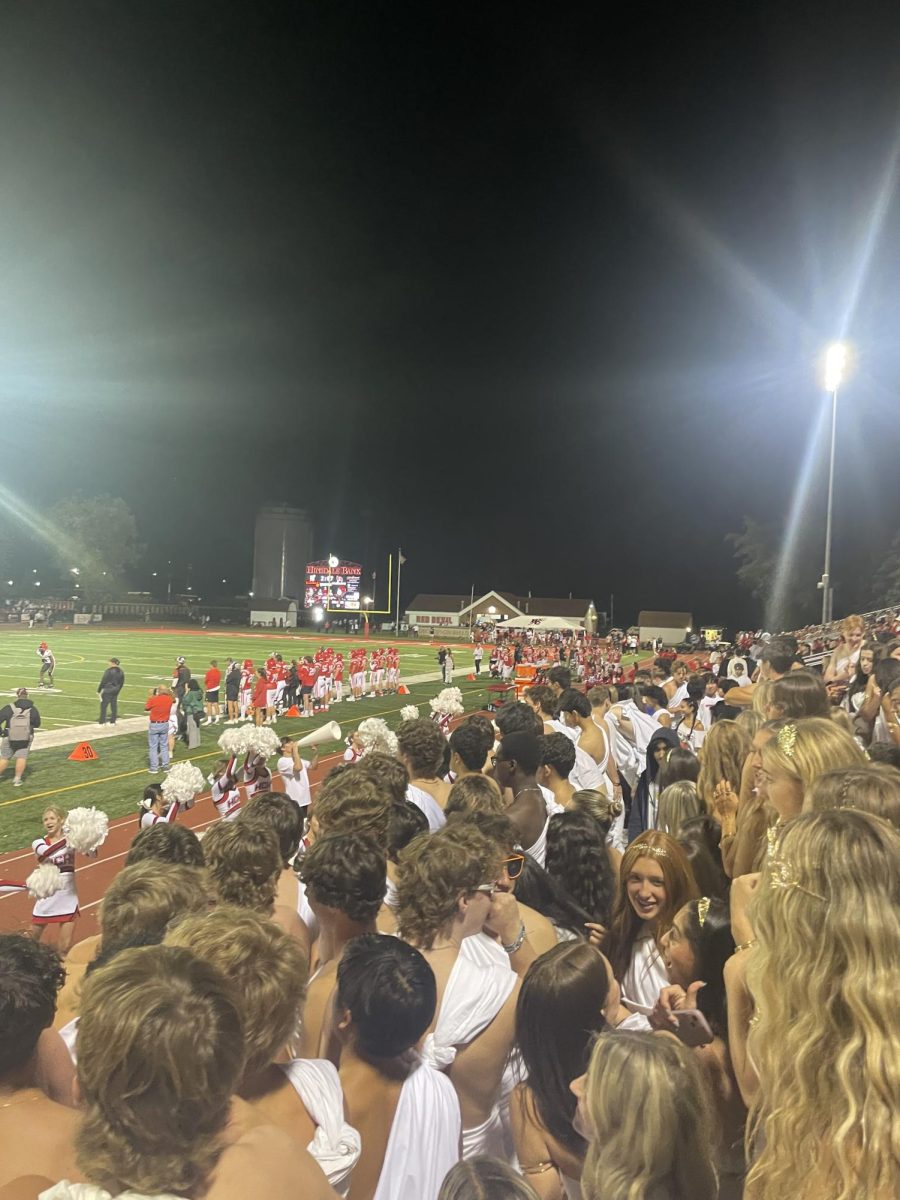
[769, 854, 826, 902]
[777, 723, 798, 758]
[697, 896, 711, 926]
[631, 842, 668, 859]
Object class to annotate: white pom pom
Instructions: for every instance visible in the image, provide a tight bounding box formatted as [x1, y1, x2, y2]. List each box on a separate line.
[357, 718, 398, 756]
[62, 807, 109, 854]
[26, 863, 63, 899]
[218, 725, 249, 755]
[161, 761, 207, 806]
[400, 705, 419, 722]
[429, 687, 465, 718]
[244, 725, 281, 758]
[218, 724, 279, 758]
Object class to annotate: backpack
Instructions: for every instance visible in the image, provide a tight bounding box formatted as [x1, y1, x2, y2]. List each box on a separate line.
[8, 705, 32, 742]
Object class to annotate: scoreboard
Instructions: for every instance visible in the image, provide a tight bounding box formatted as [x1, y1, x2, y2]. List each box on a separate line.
[304, 557, 362, 610]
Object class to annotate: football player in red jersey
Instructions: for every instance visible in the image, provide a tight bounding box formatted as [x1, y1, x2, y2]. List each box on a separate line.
[298, 656, 318, 717]
[239, 659, 254, 719]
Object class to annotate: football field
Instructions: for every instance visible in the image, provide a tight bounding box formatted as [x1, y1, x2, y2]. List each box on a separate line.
[0, 625, 489, 853]
[0, 625, 468, 727]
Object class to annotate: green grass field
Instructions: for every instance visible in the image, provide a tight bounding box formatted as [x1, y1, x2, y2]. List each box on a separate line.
[0, 626, 489, 852]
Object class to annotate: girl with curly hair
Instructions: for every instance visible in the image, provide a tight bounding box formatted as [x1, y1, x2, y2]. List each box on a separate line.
[544, 811, 616, 930]
[738, 811, 900, 1199]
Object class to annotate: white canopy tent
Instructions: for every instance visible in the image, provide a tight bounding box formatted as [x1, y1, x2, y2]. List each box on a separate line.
[501, 615, 583, 631]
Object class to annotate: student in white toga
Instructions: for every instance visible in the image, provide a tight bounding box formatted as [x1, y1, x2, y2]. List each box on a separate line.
[395, 821, 537, 1160]
[335, 933, 461, 1200]
[166, 906, 359, 1196]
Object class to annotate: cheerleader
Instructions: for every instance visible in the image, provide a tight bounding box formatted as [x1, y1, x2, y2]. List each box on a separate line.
[138, 784, 171, 828]
[30, 806, 78, 956]
[343, 730, 365, 763]
[242, 750, 272, 800]
[209, 755, 242, 821]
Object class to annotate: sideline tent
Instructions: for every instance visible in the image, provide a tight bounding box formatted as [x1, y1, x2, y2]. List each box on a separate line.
[502, 615, 583, 631]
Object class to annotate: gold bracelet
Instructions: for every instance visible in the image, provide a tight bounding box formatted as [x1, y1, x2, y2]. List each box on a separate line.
[522, 1161, 555, 1176]
[734, 938, 757, 953]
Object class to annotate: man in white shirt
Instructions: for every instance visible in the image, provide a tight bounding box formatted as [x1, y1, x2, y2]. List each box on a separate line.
[277, 736, 318, 812]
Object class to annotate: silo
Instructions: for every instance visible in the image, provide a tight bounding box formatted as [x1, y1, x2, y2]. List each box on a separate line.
[252, 506, 314, 600]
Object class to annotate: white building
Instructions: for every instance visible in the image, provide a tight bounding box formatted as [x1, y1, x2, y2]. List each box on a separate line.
[250, 598, 299, 627]
[637, 610, 693, 646]
[405, 590, 597, 632]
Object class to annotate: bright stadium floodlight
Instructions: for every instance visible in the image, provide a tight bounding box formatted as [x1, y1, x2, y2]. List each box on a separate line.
[6, 580, 12, 586]
[35, 581, 41, 587]
[824, 342, 848, 393]
[818, 341, 852, 625]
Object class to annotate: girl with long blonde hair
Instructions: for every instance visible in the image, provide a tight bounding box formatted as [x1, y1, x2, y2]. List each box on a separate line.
[31, 805, 80, 957]
[696, 720, 750, 812]
[745, 810, 900, 1199]
[759, 718, 866, 827]
[803, 762, 900, 830]
[572, 1030, 717, 1200]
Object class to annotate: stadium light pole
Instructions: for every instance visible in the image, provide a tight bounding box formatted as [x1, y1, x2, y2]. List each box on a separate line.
[818, 342, 848, 626]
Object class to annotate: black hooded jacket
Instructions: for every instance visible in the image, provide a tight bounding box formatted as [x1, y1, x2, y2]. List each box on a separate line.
[627, 725, 681, 842]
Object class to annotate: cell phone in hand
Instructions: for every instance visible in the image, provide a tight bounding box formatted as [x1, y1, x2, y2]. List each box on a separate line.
[672, 1008, 714, 1047]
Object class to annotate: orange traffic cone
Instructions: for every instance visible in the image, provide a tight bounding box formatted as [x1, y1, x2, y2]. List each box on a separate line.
[466, 673, 476, 681]
[68, 742, 98, 761]
[286, 705, 301, 717]
[397, 684, 410, 695]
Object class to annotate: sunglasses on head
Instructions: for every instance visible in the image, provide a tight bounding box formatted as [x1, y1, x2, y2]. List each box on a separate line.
[472, 883, 497, 898]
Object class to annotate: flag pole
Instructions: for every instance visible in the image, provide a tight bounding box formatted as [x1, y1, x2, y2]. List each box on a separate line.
[395, 547, 402, 635]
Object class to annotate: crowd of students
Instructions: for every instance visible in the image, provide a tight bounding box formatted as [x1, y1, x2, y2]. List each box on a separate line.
[1, 630, 899, 1200]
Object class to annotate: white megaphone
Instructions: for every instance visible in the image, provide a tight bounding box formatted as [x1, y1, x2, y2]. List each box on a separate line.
[297, 720, 342, 749]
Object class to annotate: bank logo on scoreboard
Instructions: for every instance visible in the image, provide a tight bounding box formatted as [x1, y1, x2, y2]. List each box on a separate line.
[304, 557, 363, 611]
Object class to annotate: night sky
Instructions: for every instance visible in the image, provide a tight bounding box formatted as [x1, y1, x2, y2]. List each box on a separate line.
[4, 2, 900, 627]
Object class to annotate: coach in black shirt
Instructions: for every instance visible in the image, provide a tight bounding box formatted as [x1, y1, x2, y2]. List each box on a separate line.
[97, 657, 125, 725]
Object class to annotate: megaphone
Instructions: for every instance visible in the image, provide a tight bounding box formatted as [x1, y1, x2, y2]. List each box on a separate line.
[297, 720, 341, 749]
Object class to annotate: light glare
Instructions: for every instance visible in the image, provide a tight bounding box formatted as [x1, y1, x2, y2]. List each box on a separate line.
[824, 342, 848, 392]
